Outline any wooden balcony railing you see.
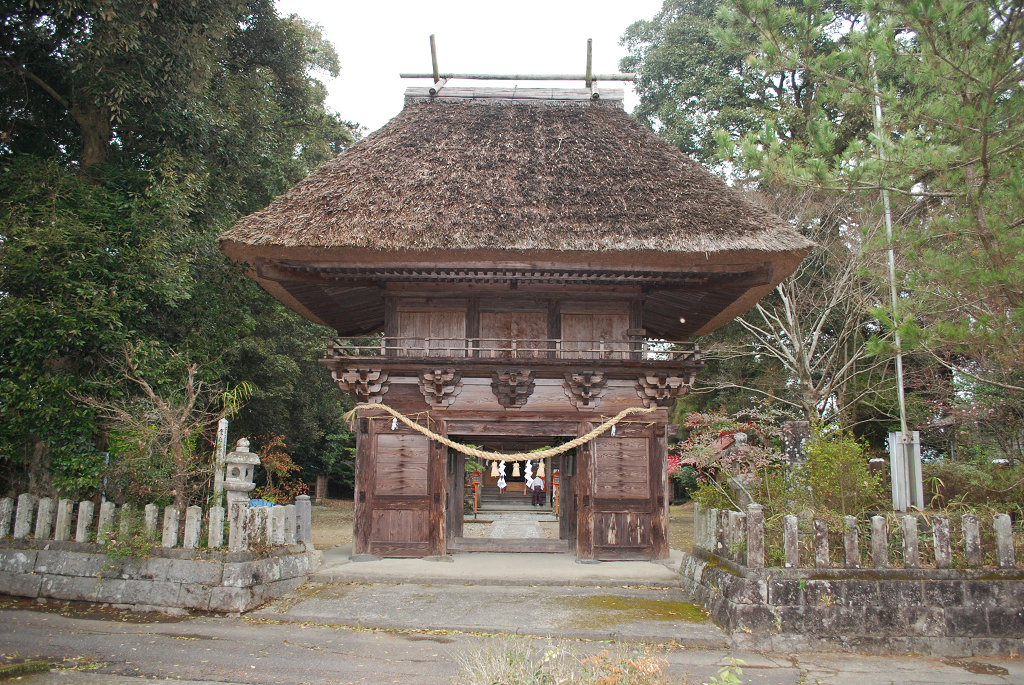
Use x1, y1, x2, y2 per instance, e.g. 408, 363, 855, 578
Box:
324, 337, 700, 363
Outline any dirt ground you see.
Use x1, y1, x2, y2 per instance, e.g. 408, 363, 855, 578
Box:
312, 498, 696, 551
310, 499, 354, 550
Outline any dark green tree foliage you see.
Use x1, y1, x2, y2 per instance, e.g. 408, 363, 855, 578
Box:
0, 0, 357, 497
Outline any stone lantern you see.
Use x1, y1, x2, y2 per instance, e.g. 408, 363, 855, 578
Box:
224, 438, 260, 511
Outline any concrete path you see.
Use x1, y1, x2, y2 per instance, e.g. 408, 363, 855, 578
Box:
3, 603, 1022, 684
313, 544, 685, 586
251, 582, 728, 646
486, 512, 550, 538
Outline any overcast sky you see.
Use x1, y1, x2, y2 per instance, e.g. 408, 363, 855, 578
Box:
275, 0, 665, 133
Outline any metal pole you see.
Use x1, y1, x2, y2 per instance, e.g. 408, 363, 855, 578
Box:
870, 41, 911, 510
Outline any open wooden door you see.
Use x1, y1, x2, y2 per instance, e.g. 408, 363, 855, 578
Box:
354, 415, 447, 558
575, 422, 668, 561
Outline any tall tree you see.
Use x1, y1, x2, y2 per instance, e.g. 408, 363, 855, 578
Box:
0, 0, 358, 497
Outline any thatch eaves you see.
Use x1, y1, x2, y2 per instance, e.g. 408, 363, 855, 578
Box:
221, 90, 810, 255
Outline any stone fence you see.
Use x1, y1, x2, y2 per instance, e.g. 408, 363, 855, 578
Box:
0, 493, 312, 551
0, 493, 320, 614
680, 503, 1024, 656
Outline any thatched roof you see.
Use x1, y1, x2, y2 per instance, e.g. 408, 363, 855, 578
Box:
221, 88, 809, 255
220, 88, 811, 338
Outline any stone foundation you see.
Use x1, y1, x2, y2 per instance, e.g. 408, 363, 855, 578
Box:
0, 540, 322, 613
680, 549, 1024, 656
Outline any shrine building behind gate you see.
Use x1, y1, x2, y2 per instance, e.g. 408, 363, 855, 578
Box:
221, 85, 812, 561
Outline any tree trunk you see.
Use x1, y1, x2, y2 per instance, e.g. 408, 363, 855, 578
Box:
69, 102, 111, 170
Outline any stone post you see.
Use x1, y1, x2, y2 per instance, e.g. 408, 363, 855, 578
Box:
0, 497, 13, 538
245, 506, 270, 548
119, 504, 132, 536
97, 502, 116, 542
901, 515, 919, 569
162, 506, 179, 548
783, 514, 799, 568
13, 494, 37, 539
871, 515, 888, 569
746, 503, 764, 569
208, 506, 225, 549
75, 501, 95, 543
271, 506, 286, 545
726, 511, 738, 561
144, 504, 159, 539
228, 502, 248, 552
813, 518, 830, 568
34, 497, 55, 540
295, 494, 312, 544
696, 501, 704, 548
54, 499, 74, 542
284, 504, 297, 545
962, 514, 982, 567
715, 509, 727, 557
183, 505, 202, 550
933, 515, 951, 569
844, 516, 860, 569
735, 512, 747, 565
994, 514, 1015, 569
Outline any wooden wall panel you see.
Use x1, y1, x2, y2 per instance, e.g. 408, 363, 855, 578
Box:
375, 434, 429, 495
593, 437, 649, 499
396, 311, 467, 357
480, 312, 547, 347
371, 509, 429, 542
594, 512, 652, 547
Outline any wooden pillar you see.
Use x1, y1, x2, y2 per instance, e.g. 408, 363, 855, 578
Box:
446, 449, 465, 541
428, 419, 448, 556
466, 298, 479, 357
559, 453, 576, 548
547, 299, 561, 358
575, 421, 594, 560
651, 421, 669, 560
384, 297, 398, 356
353, 415, 374, 555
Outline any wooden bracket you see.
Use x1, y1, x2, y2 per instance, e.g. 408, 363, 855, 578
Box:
332, 367, 390, 404
563, 371, 607, 411
635, 372, 695, 408
491, 368, 536, 409
418, 367, 463, 408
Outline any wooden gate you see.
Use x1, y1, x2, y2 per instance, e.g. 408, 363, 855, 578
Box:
576, 421, 668, 561
354, 415, 446, 558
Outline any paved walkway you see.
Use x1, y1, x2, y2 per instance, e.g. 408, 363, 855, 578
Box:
252, 582, 727, 646
485, 512, 553, 538
313, 545, 684, 586
3, 604, 1022, 684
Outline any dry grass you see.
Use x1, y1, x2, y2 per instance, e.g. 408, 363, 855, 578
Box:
669, 501, 695, 552
310, 499, 353, 550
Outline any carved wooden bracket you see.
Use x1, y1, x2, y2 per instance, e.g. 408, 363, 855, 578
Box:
635, 372, 695, 408
332, 367, 390, 404
418, 367, 463, 408
491, 369, 536, 409
563, 372, 607, 410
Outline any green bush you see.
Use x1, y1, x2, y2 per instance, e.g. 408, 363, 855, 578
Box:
803, 431, 881, 515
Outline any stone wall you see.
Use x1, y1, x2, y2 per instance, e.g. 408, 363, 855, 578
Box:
683, 503, 1024, 656
0, 540, 322, 614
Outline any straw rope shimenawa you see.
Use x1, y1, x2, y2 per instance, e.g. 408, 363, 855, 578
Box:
343, 403, 658, 462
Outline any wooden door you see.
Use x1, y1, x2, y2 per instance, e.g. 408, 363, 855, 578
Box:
479, 312, 547, 358
397, 310, 466, 357
561, 308, 629, 360
354, 416, 447, 558
576, 423, 668, 561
